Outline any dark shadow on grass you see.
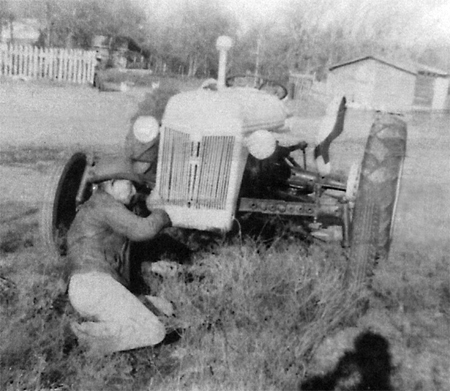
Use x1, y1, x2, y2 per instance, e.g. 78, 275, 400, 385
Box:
300, 331, 393, 391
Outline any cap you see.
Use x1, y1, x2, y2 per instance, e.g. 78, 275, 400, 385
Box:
89, 155, 143, 184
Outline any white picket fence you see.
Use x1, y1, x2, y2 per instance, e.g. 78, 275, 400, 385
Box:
0, 44, 97, 84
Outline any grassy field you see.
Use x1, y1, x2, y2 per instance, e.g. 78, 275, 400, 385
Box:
0, 80, 449, 390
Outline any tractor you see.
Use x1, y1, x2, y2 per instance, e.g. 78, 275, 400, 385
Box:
40, 36, 407, 288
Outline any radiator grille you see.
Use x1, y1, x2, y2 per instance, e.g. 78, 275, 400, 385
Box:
159, 128, 235, 210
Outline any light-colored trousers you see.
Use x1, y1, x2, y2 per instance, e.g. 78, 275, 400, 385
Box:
68, 271, 165, 354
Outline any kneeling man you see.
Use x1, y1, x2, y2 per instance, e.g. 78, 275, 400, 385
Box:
67, 163, 171, 354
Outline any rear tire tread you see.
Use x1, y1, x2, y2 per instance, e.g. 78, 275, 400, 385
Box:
349, 114, 407, 287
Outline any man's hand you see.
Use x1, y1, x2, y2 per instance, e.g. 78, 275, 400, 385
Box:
146, 191, 172, 227
146, 190, 165, 211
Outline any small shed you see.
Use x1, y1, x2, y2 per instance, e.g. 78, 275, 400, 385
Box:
0, 18, 41, 46
413, 63, 449, 110
327, 56, 417, 111
288, 72, 314, 100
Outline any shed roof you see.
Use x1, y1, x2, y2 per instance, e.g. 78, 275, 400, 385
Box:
329, 56, 417, 75
329, 55, 449, 78
416, 63, 448, 77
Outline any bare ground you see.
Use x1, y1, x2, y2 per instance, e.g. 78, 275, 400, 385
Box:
0, 80, 151, 208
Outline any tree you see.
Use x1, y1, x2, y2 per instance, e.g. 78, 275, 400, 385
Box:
16, 0, 148, 49
0, 0, 15, 44
4, 0, 448, 77
149, 0, 237, 77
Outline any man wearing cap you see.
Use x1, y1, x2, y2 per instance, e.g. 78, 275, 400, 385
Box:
67, 157, 172, 355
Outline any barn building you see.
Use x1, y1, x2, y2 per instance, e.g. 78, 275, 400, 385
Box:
327, 55, 449, 111
327, 56, 417, 111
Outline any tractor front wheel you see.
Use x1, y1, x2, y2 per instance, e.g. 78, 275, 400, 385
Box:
40, 152, 89, 259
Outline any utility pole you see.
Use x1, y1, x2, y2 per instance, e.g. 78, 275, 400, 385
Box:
255, 34, 261, 78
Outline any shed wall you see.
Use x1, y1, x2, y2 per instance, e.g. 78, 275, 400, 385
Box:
327, 61, 375, 108
328, 59, 415, 111
372, 62, 416, 111
432, 77, 449, 110
413, 75, 434, 108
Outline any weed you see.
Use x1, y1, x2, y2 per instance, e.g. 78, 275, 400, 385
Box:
371, 251, 450, 314
0, 225, 35, 254
0, 146, 64, 165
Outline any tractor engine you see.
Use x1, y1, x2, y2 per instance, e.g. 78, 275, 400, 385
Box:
148, 87, 288, 232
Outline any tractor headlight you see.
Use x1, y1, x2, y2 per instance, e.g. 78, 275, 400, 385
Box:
133, 116, 159, 144
245, 130, 276, 160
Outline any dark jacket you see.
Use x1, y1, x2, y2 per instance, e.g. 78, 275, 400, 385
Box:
67, 189, 170, 287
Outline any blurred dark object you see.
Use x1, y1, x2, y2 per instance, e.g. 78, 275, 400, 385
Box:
300, 331, 393, 391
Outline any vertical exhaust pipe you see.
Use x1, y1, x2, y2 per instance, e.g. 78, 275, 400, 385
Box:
216, 36, 233, 89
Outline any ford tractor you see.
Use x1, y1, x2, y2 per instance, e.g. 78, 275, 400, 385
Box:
40, 36, 407, 288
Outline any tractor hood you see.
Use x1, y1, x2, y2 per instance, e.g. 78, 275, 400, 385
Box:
162, 88, 287, 136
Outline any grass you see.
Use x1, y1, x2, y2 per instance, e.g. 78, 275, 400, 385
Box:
1, 95, 449, 389
0, 145, 64, 166
1, 207, 449, 390
0, 224, 359, 390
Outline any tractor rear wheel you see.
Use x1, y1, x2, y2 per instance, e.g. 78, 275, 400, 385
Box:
40, 152, 89, 259
347, 113, 407, 289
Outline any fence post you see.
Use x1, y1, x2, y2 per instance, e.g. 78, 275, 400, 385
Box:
24, 45, 28, 77
9, 44, 13, 76
74, 49, 80, 84
48, 47, 53, 81
37, 46, 42, 79
21, 45, 25, 76
79, 50, 84, 83
11, 44, 16, 75
18, 45, 22, 76
7, 44, 11, 76
15, 45, 19, 76
56, 48, 61, 81
19, 45, 23, 76
33, 46, 38, 79
23, 45, 28, 77
64, 49, 69, 81
44, 47, 49, 79
0, 43, 5, 76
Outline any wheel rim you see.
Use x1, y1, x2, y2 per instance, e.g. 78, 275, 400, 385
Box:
346, 162, 361, 219
389, 157, 405, 241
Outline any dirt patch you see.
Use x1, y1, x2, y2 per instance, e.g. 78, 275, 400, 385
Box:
0, 80, 150, 147
0, 81, 152, 218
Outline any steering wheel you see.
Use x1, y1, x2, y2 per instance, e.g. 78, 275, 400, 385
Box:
225, 74, 288, 100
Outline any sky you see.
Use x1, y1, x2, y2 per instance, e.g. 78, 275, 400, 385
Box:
140, 0, 450, 46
